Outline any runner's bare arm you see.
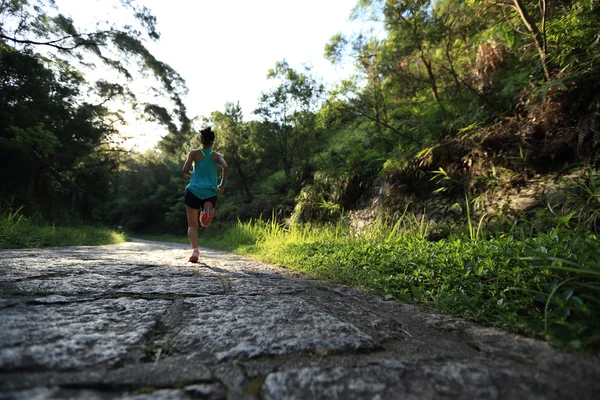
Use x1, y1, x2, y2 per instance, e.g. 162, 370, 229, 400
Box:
217, 156, 229, 180
211, 152, 229, 180
212, 152, 229, 194
182, 151, 195, 176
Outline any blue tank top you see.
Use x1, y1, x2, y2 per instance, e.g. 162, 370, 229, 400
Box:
185, 149, 218, 199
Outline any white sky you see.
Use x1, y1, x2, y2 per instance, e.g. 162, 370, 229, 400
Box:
54, 0, 372, 151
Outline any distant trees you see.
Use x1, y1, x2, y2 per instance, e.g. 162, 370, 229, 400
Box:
0, 0, 190, 221
254, 60, 326, 182
212, 103, 254, 201
2, 0, 598, 231
99, 151, 185, 233
0, 43, 113, 219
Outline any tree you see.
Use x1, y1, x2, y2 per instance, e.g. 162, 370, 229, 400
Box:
254, 60, 325, 182
382, 0, 449, 119
212, 103, 254, 201
431, 0, 497, 99
100, 151, 185, 233
325, 1, 449, 145
487, 0, 550, 80
0, 42, 121, 218
326, 30, 390, 131
0, 0, 191, 148
0, 0, 190, 220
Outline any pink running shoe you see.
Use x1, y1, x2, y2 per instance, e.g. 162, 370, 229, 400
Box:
199, 201, 214, 227
188, 248, 199, 263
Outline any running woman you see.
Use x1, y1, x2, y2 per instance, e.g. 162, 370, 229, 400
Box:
182, 126, 229, 263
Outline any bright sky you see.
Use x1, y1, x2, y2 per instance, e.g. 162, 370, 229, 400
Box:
55, 0, 371, 151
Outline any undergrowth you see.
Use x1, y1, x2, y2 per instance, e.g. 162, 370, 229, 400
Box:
128, 171, 600, 351
0, 205, 127, 248
200, 213, 599, 352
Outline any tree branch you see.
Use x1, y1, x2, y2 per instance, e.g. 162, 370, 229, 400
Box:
540, 0, 547, 54
327, 99, 421, 146
0, 31, 112, 51
438, 64, 496, 109
500, 6, 529, 36
512, 0, 551, 80
488, 1, 518, 9
1, 34, 91, 50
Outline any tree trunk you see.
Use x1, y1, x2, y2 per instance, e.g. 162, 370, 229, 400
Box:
368, 61, 386, 132
445, 41, 462, 92
512, 0, 551, 81
421, 55, 445, 121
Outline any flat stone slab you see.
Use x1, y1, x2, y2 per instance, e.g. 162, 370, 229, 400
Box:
0, 357, 213, 393
174, 296, 378, 361
0, 259, 70, 283
2, 273, 141, 296
117, 276, 225, 297
0, 298, 170, 371
4, 383, 226, 400
129, 266, 198, 278
101, 357, 213, 387
228, 277, 305, 295
0, 259, 144, 284
261, 359, 586, 400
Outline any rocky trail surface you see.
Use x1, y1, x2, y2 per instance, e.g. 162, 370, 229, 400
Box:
1, 240, 599, 399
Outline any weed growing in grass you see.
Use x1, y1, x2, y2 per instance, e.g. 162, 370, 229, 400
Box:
552, 168, 600, 233
0, 205, 31, 248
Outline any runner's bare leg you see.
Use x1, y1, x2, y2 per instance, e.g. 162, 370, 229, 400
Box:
186, 205, 199, 249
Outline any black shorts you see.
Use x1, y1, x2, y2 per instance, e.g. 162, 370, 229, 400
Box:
184, 190, 218, 210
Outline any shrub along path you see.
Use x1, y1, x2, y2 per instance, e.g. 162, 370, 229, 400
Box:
1, 240, 599, 399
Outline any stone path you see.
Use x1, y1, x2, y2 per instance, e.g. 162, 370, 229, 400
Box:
1, 240, 599, 399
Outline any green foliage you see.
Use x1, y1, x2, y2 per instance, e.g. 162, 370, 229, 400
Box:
26, 0, 593, 236
292, 172, 346, 224
201, 214, 600, 351
4, 124, 60, 157
324, 33, 348, 65
0, 0, 191, 223
99, 152, 185, 234
545, 0, 600, 75
550, 169, 600, 233
254, 60, 326, 182
0, 43, 119, 220
248, 170, 296, 217
0, 0, 190, 147
0, 204, 125, 249
212, 102, 257, 203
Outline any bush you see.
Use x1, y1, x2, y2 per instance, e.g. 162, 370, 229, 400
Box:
199, 215, 600, 351
0, 204, 126, 249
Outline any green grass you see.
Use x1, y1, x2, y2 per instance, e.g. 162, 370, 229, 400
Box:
166, 216, 599, 352
0, 206, 126, 248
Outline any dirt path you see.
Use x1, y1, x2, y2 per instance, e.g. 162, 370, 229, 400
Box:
1, 240, 599, 399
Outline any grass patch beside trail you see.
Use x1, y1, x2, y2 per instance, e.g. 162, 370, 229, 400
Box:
166, 217, 599, 352
133, 221, 265, 252
0, 206, 126, 248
